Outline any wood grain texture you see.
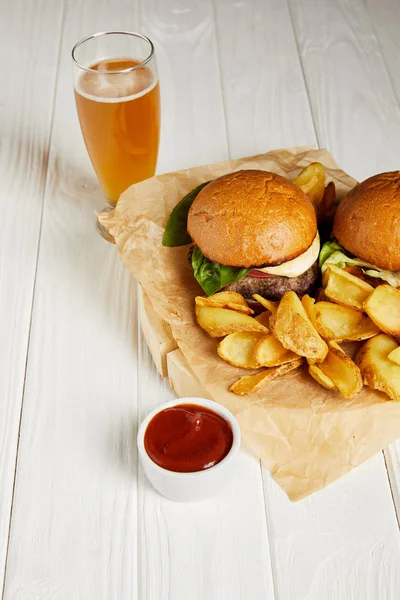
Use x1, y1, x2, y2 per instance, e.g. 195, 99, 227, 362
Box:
216, 0, 400, 597
288, 0, 400, 182
3, 1, 141, 598
263, 455, 400, 600
214, 0, 316, 158
143, 0, 229, 174
366, 0, 400, 104
0, 0, 64, 593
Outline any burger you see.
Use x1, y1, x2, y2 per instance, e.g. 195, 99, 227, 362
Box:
319, 171, 400, 287
183, 169, 320, 304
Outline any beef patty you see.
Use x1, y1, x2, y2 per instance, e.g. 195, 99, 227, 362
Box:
224, 261, 319, 302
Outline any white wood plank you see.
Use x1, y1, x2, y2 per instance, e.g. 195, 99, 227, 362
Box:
0, 0, 64, 593
147, 0, 229, 174
137, 1, 275, 598
366, 0, 400, 103
216, 0, 400, 597
3, 1, 141, 598
263, 455, 400, 600
288, 0, 400, 182
214, 0, 316, 158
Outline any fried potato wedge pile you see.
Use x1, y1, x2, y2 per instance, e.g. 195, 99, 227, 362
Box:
195, 291, 303, 394
319, 262, 400, 401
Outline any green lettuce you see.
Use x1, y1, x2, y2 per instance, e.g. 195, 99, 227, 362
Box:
191, 246, 250, 296
318, 240, 344, 268
319, 241, 400, 287
162, 181, 211, 246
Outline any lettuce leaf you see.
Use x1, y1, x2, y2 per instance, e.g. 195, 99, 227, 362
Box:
162, 181, 211, 247
319, 241, 400, 287
364, 269, 400, 287
191, 246, 250, 296
318, 240, 344, 267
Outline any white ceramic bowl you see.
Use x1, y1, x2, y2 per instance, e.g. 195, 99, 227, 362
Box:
137, 397, 241, 502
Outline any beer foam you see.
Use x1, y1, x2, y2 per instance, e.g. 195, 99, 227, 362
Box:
75, 67, 158, 103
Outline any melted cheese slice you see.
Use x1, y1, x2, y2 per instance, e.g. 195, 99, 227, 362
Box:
256, 232, 320, 278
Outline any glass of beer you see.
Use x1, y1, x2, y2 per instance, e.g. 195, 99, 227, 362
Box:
72, 31, 160, 240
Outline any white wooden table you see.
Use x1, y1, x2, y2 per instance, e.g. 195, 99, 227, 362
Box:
2, 0, 400, 598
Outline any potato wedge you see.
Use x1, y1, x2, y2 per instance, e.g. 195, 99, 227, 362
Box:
308, 363, 336, 390
195, 291, 254, 315
254, 311, 271, 329
229, 358, 303, 395
293, 162, 326, 209
312, 301, 379, 342
355, 334, 400, 401
252, 294, 279, 314
195, 305, 269, 338
270, 291, 328, 362
323, 265, 373, 310
301, 294, 318, 327
254, 334, 299, 367
317, 342, 363, 398
318, 181, 336, 223
217, 332, 262, 369
363, 285, 400, 340
388, 346, 400, 367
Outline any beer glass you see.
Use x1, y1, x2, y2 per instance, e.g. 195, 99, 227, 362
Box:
72, 31, 160, 240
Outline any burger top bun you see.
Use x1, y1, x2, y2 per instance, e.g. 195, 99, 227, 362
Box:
187, 169, 317, 268
333, 171, 400, 272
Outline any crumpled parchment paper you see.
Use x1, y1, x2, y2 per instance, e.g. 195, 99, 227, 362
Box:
99, 147, 400, 500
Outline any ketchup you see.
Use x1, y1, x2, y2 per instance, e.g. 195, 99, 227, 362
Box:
144, 404, 233, 472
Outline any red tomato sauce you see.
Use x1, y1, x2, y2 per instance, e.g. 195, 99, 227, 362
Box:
144, 404, 233, 472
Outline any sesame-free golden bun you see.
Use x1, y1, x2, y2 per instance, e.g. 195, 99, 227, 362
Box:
187, 170, 317, 268
333, 171, 400, 271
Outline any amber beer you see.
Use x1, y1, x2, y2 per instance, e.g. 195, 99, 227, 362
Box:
74, 58, 160, 205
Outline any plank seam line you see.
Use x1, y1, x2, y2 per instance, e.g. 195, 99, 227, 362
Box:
0, 2, 67, 597
136, 284, 142, 600
260, 463, 278, 600
285, 0, 320, 149
383, 449, 400, 531
210, 0, 231, 159
137, 0, 143, 595
364, 1, 400, 110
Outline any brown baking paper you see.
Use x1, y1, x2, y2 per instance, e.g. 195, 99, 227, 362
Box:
100, 147, 400, 501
